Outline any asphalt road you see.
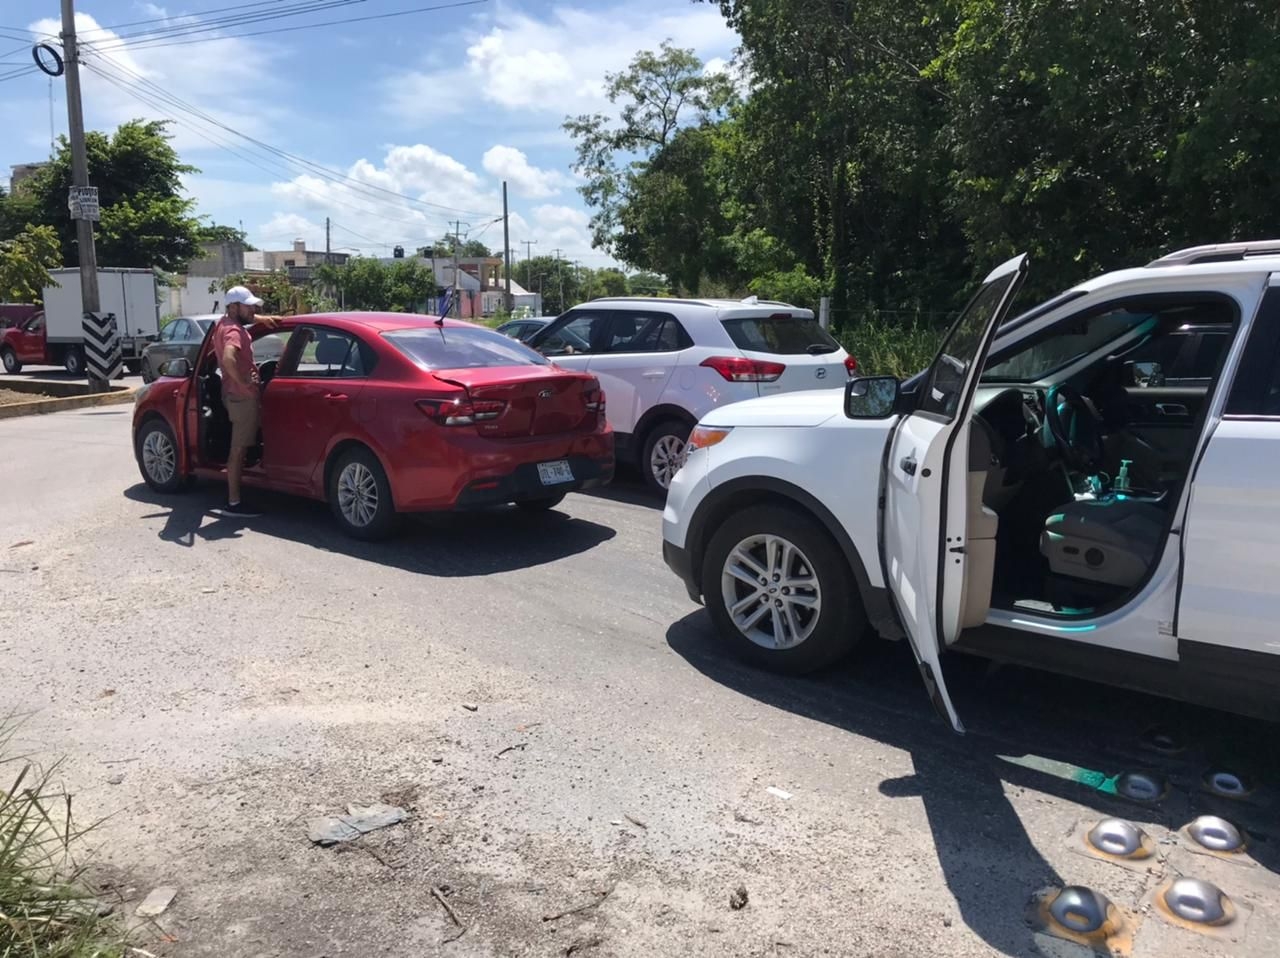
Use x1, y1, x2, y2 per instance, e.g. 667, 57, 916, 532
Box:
2, 407, 1278, 958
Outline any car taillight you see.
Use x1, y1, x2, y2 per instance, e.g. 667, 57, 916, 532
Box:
585, 388, 606, 413
700, 356, 786, 383
844, 354, 858, 375
416, 398, 506, 426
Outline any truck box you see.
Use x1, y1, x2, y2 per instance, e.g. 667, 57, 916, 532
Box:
43, 268, 161, 357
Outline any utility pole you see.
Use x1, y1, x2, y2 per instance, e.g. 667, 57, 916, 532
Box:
521, 239, 537, 295
449, 219, 470, 318
501, 182, 513, 313
551, 248, 564, 314
60, 0, 106, 392
325, 216, 331, 263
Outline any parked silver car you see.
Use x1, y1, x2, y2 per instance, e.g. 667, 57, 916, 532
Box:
142, 314, 286, 382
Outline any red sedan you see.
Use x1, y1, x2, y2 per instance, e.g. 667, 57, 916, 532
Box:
131, 313, 614, 538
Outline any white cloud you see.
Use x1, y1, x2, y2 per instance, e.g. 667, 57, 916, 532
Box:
481, 145, 570, 198
386, 2, 737, 123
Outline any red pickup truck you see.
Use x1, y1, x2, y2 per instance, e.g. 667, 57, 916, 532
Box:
0, 310, 101, 375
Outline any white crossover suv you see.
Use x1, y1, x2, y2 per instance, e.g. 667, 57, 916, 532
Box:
663, 241, 1280, 731
527, 297, 856, 490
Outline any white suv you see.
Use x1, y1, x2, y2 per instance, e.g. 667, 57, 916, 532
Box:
527, 297, 856, 490
663, 241, 1280, 731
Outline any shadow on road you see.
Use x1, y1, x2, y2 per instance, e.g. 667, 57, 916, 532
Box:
123, 482, 617, 576
666, 611, 1280, 957
579, 469, 664, 510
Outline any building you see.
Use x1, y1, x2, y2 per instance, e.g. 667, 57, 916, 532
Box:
9, 162, 48, 193
481, 278, 542, 318
244, 240, 350, 282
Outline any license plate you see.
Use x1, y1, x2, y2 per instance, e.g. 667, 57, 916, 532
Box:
537, 460, 574, 485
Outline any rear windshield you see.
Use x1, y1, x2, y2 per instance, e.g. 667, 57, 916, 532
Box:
721, 314, 840, 355
385, 325, 551, 369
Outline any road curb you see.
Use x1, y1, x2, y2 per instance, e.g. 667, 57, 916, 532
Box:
0, 387, 136, 420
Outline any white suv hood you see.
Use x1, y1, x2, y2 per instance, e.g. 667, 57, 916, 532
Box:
702, 388, 845, 428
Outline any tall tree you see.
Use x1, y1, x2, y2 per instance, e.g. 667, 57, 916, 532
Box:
565, 41, 736, 270
0, 225, 61, 302
18, 119, 204, 273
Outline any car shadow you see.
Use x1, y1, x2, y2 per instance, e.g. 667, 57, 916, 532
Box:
123, 482, 617, 575
579, 469, 664, 510
666, 611, 1280, 957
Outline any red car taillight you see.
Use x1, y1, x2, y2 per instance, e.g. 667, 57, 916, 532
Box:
585, 388, 606, 413
844, 354, 858, 375
700, 356, 786, 383
416, 398, 506, 426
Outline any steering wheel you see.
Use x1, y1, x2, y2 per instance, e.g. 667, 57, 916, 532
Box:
1044, 384, 1106, 471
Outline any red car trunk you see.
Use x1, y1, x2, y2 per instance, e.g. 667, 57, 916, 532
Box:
433, 366, 600, 439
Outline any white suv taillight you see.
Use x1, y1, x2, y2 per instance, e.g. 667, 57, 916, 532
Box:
700, 356, 786, 383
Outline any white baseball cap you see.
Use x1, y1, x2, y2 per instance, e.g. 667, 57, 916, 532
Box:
224, 285, 264, 307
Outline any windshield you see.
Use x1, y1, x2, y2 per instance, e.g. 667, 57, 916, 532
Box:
385, 325, 551, 370
982, 309, 1154, 382
721, 314, 839, 355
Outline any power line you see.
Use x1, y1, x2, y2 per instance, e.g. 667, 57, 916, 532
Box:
90, 0, 489, 54
68, 0, 326, 35
90, 0, 360, 50
81, 44, 502, 219
0, 65, 37, 83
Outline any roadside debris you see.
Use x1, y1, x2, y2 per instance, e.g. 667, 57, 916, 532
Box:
733, 810, 762, 825
9, 540, 33, 549
135, 886, 177, 918
106, 772, 124, 786
461, 702, 479, 712
431, 885, 468, 943
730, 885, 749, 911
496, 742, 528, 757
307, 802, 408, 845
766, 787, 793, 801
624, 814, 648, 830
565, 935, 604, 955
543, 881, 618, 923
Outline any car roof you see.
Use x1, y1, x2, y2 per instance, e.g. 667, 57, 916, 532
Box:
277, 311, 490, 333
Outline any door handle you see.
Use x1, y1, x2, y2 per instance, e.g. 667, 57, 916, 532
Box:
900, 455, 918, 476
324, 392, 348, 402
1156, 402, 1188, 417
642, 370, 666, 379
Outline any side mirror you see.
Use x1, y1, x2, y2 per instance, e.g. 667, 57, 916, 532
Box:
159, 358, 191, 378
1129, 360, 1164, 388
845, 375, 900, 419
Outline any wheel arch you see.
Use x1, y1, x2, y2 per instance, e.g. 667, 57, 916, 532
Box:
686, 476, 904, 640
322, 438, 396, 506
634, 404, 697, 453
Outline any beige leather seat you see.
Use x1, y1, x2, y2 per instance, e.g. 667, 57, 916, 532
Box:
1040, 499, 1165, 587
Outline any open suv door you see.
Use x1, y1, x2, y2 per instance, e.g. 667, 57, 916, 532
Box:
881, 255, 1028, 733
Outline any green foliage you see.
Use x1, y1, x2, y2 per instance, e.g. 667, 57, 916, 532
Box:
421, 236, 492, 258
212, 269, 329, 314
519, 255, 584, 315
836, 313, 945, 380
0, 719, 128, 957
196, 223, 255, 251
312, 258, 437, 312
5, 120, 204, 273
0, 225, 62, 303
626, 271, 670, 296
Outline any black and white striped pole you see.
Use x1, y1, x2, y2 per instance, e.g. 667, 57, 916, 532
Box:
59, 0, 109, 392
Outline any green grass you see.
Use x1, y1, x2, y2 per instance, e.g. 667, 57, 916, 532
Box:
1, 721, 126, 958
835, 314, 945, 380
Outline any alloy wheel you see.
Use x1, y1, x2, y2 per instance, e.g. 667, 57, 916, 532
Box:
649, 434, 687, 490
141, 429, 176, 485
720, 533, 822, 649
337, 461, 379, 528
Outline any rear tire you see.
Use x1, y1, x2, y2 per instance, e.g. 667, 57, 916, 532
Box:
516, 493, 567, 512
64, 347, 84, 377
134, 418, 186, 493
641, 419, 692, 493
1, 347, 20, 374
328, 446, 397, 541
701, 503, 865, 675
141, 357, 155, 383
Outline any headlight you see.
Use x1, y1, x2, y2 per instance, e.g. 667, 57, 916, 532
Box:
687, 425, 732, 453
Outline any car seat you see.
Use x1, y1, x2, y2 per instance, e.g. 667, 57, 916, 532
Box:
1040, 498, 1165, 588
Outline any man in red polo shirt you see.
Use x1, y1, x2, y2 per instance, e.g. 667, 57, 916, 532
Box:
212, 286, 271, 517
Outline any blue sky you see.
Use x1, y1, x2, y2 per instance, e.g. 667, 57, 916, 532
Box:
0, 1, 739, 268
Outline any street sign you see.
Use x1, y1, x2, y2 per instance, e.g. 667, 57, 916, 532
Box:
68, 186, 100, 221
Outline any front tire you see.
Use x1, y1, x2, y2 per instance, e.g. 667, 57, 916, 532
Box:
141, 357, 155, 383
328, 446, 396, 540
641, 419, 691, 493
1, 347, 20, 374
134, 418, 186, 493
701, 504, 865, 674
64, 347, 84, 376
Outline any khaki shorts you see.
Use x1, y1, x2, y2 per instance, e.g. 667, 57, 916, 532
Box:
224, 395, 261, 451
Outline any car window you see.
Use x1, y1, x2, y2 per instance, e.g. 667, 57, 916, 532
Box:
279, 327, 372, 378
1184, 331, 1230, 380
27, 315, 44, 334
385, 325, 551, 369
721, 313, 838, 355
535, 312, 607, 356
604, 313, 688, 353
177, 319, 197, 341
983, 308, 1144, 382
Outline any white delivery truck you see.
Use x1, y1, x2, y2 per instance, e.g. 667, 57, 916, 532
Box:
41, 267, 161, 375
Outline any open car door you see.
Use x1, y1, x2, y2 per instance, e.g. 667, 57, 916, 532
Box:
881, 255, 1028, 733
